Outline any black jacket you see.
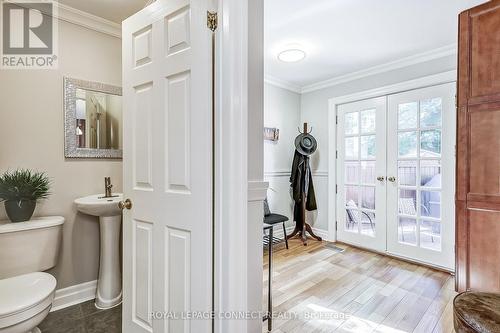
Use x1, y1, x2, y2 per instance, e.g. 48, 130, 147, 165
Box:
290, 150, 317, 226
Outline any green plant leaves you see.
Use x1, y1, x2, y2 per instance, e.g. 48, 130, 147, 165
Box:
0, 169, 51, 202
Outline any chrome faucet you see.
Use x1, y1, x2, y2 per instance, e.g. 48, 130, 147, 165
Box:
104, 177, 113, 198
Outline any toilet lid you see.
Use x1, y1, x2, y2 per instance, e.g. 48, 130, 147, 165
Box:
0, 272, 56, 318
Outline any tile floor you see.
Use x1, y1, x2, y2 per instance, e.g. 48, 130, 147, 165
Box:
39, 300, 121, 333
263, 239, 457, 332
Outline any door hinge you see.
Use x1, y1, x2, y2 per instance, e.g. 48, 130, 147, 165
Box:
207, 11, 218, 32
335, 185, 338, 193
335, 221, 338, 231
336, 115, 338, 124
336, 150, 338, 159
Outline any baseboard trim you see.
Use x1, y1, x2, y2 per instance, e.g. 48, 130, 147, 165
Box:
312, 227, 330, 241
336, 240, 454, 273
51, 280, 97, 312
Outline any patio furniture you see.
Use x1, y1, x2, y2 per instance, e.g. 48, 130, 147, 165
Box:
398, 198, 432, 242
453, 291, 500, 332
345, 200, 374, 231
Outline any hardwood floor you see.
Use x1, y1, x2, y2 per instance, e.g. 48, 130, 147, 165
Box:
263, 239, 457, 333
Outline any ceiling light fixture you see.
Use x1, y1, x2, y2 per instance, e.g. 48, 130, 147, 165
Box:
278, 48, 306, 63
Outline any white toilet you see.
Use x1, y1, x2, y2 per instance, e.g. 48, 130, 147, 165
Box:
0, 216, 65, 333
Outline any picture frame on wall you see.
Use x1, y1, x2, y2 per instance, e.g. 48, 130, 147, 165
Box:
264, 127, 279, 141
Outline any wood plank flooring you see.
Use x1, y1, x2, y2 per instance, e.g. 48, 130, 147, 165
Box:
263, 239, 457, 333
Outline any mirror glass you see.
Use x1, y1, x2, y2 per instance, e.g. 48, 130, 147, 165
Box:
74, 88, 122, 150
64, 77, 122, 159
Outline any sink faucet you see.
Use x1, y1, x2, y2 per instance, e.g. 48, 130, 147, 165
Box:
104, 177, 113, 198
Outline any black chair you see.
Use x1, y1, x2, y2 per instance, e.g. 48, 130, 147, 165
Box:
263, 198, 289, 249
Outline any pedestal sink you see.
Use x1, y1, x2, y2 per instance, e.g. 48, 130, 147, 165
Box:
75, 194, 123, 309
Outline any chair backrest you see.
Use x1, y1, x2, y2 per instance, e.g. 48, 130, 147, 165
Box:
263, 197, 271, 216
399, 198, 416, 215
346, 200, 361, 223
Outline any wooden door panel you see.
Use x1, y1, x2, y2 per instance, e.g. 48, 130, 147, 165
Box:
468, 209, 500, 292
469, 103, 500, 197
470, 2, 500, 102
456, 0, 500, 292
455, 200, 468, 291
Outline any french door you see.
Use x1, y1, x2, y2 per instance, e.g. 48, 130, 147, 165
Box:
337, 97, 387, 252
337, 83, 456, 270
386, 83, 456, 270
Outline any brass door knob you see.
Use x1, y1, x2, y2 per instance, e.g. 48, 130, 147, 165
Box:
119, 199, 133, 210
387, 176, 396, 183
377, 176, 385, 182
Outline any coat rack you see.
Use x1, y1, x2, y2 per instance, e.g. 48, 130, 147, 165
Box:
287, 122, 322, 246
298, 122, 313, 134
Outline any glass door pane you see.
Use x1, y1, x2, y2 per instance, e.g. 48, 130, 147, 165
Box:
387, 83, 456, 270
337, 97, 387, 253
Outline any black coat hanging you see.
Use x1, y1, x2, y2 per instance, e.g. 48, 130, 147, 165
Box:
287, 123, 322, 246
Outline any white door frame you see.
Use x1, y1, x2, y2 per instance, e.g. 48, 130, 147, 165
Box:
215, 1, 267, 333
327, 70, 456, 245
120, 1, 265, 332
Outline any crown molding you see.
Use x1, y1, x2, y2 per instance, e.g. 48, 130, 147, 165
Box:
328, 70, 456, 107
17, 2, 121, 38
57, 3, 121, 38
265, 44, 458, 95
264, 75, 301, 94
301, 44, 457, 94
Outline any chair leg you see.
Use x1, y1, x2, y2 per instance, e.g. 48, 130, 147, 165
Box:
282, 222, 289, 249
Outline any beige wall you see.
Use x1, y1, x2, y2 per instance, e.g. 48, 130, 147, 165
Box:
0, 20, 122, 288
264, 83, 301, 228
300, 56, 457, 231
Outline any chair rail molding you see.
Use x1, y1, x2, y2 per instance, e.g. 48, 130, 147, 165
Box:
327, 70, 457, 242
264, 170, 328, 178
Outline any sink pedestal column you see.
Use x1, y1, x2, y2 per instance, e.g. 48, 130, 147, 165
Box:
95, 215, 122, 309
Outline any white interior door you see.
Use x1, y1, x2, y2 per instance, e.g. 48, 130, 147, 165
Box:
122, 1, 214, 332
337, 97, 387, 252
386, 83, 456, 270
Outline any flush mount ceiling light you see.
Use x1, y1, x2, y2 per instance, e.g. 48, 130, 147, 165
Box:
278, 48, 306, 63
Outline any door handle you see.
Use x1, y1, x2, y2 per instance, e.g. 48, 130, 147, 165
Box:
119, 199, 133, 210
387, 176, 396, 183
377, 176, 385, 182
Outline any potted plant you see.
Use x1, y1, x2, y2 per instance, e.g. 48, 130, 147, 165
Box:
0, 169, 51, 222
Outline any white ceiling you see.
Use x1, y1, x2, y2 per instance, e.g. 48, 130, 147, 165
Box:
59, 0, 149, 24
265, 0, 487, 88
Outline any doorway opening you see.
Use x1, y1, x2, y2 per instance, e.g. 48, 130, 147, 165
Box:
261, 1, 483, 332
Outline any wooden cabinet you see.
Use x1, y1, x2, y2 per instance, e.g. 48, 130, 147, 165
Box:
456, 0, 500, 292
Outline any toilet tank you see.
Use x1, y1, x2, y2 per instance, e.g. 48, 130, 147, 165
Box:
0, 216, 64, 279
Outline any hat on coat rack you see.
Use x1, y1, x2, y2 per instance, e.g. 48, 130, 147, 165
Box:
295, 123, 317, 156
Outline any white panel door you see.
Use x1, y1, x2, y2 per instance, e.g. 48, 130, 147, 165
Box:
122, 1, 213, 332
387, 83, 456, 270
337, 97, 387, 252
